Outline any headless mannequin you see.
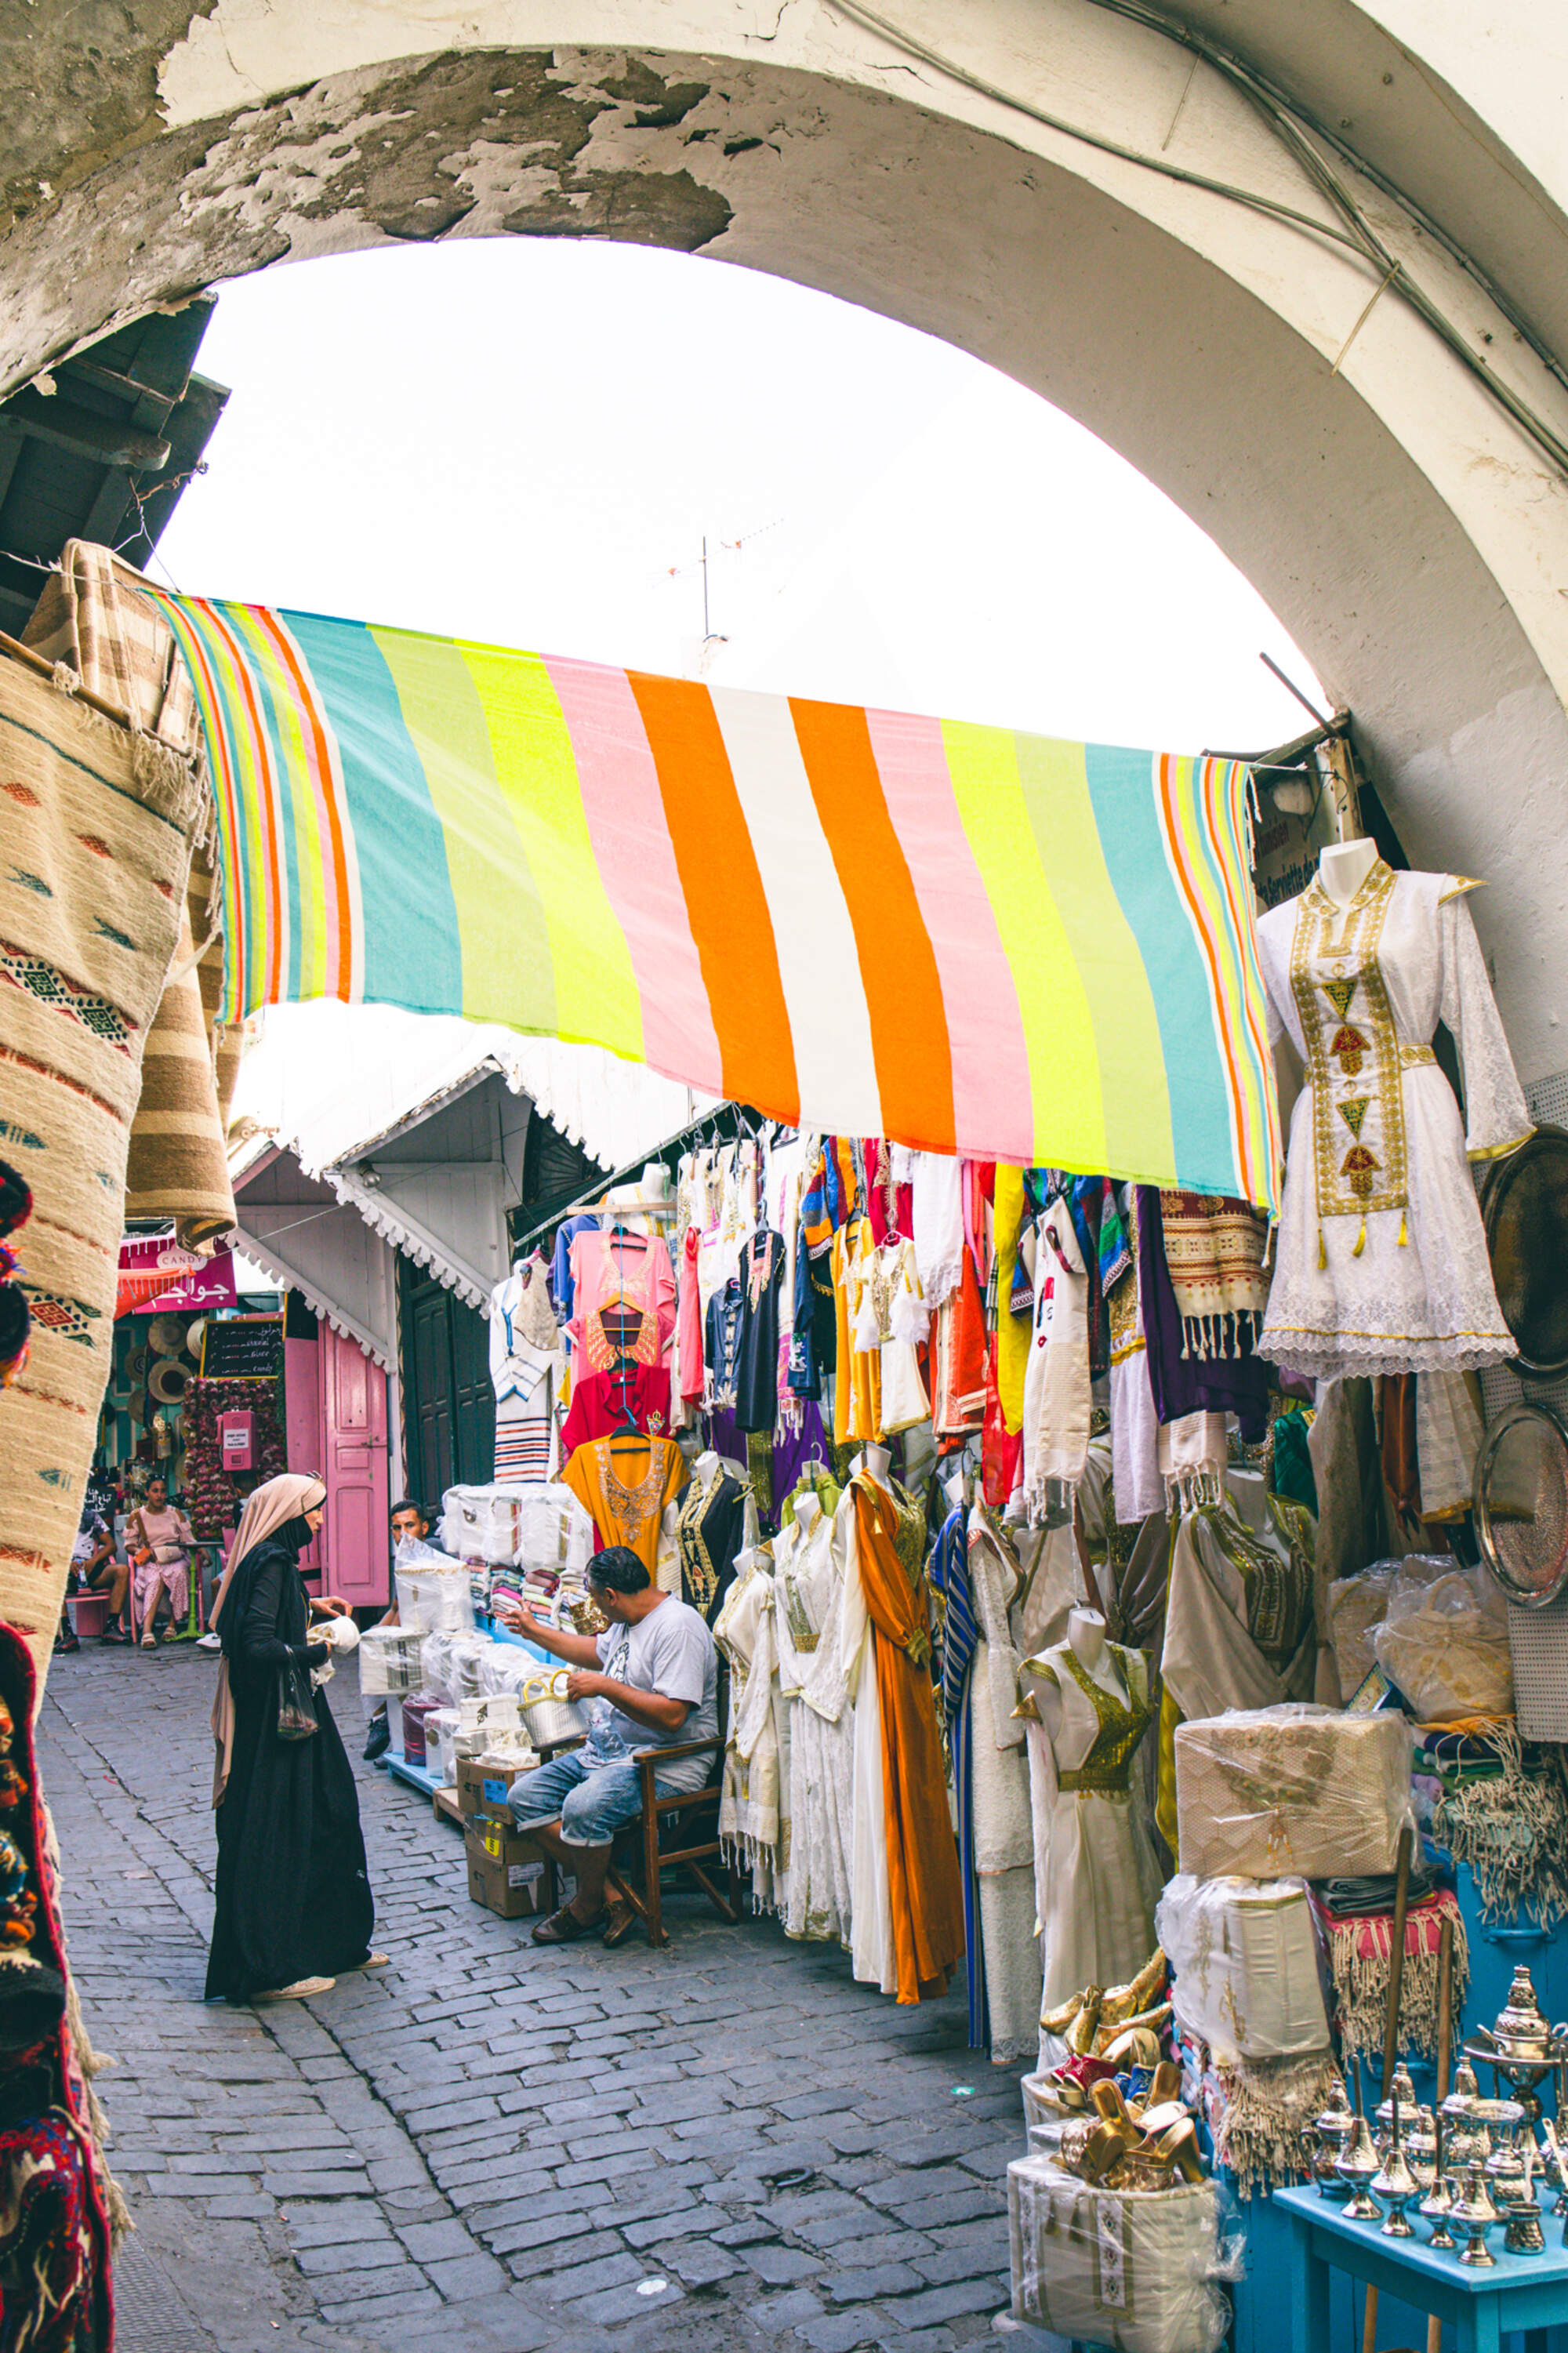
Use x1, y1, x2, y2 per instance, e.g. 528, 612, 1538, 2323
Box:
1317, 836, 1378, 910
1226, 1466, 1269, 1537
1032, 1606, 1113, 1744
852, 1443, 891, 1491
793, 1491, 822, 1537
693, 1447, 721, 1487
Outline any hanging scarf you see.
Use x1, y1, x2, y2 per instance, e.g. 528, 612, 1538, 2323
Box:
209, 1472, 326, 1807
1156, 1189, 1271, 1360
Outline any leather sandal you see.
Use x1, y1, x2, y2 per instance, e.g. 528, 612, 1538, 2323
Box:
532, 1905, 608, 1945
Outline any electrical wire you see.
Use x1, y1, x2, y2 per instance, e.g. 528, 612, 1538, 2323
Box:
823, 0, 1568, 478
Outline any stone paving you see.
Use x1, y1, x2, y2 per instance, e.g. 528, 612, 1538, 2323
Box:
43, 1642, 1062, 2353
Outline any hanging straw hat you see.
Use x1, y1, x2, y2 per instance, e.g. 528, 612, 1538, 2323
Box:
148, 1314, 187, 1357
148, 1357, 190, 1407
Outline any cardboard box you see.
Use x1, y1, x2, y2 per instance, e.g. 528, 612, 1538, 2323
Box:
457, 1754, 531, 1832
464, 1824, 553, 1919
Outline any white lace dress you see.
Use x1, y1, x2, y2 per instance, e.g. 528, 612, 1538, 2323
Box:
1258, 864, 1531, 1378
776, 1510, 856, 1948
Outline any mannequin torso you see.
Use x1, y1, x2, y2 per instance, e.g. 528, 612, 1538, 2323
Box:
1316, 836, 1379, 910
793, 1491, 822, 1536
1033, 1606, 1117, 1740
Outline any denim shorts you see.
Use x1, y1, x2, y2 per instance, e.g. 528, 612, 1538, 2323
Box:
508, 1745, 710, 1848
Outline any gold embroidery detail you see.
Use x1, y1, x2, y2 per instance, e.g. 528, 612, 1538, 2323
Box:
1399, 1044, 1437, 1069
1050, 1645, 1152, 1796
1290, 861, 1408, 1222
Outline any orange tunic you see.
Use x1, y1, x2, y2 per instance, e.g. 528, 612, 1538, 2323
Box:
562, 1434, 686, 1575
852, 1480, 965, 2003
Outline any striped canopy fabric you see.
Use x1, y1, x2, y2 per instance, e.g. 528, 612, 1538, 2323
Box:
138, 590, 1281, 1210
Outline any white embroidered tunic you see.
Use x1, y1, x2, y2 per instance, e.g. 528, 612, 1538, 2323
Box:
1257, 863, 1531, 1378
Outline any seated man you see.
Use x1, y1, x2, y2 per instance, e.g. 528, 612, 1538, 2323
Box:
496, 1545, 717, 1946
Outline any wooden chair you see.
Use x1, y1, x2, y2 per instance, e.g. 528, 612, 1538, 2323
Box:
602, 1719, 742, 1949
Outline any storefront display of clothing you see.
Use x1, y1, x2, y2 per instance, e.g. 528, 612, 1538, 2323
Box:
558, 1364, 672, 1454
960, 1509, 1043, 2065
1107, 1247, 1162, 1525
676, 1454, 758, 1625
1256, 861, 1532, 1377
775, 1501, 855, 1948
705, 1277, 744, 1413
561, 1432, 686, 1575
1018, 1629, 1162, 2015
840, 1470, 964, 2006
567, 1228, 676, 1377
488, 1262, 564, 1485
713, 1552, 790, 1913
851, 1236, 931, 1437
1156, 1488, 1317, 1853
832, 1218, 881, 1447
735, 1228, 786, 1432
1021, 1196, 1091, 1517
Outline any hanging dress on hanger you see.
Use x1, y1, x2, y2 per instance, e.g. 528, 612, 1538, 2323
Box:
488, 1262, 564, 1484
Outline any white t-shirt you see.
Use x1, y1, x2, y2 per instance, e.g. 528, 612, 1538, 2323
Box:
593, 1595, 717, 1756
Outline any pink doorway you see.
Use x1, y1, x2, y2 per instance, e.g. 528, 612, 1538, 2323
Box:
320, 1331, 391, 1608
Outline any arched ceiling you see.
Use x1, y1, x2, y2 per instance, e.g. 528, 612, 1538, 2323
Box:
5, 2, 1568, 1068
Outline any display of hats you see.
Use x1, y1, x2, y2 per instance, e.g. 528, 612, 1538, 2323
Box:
147, 1315, 187, 1358
147, 1357, 190, 1407
127, 1346, 148, 1380
186, 1319, 207, 1360
127, 1387, 147, 1425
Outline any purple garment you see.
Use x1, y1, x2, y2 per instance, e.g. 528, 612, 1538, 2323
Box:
1134, 1187, 1270, 1443
704, 1400, 833, 1531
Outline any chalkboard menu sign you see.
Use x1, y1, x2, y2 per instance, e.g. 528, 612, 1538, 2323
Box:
199, 1314, 284, 1382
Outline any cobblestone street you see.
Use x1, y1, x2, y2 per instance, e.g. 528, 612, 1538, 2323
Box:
43, 1643, 1054, 2353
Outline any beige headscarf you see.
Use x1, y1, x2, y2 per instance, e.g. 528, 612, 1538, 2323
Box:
209, 1472, 327, 1806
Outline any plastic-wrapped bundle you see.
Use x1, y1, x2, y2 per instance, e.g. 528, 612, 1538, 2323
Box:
358, 1624, 426, 1697
1156, 1875, 1330, 2062
426, 1708, 461, 1788
477, 1647, 539, 1702
395, 1559, 476, 1633
440, 1485, 524, 1566
1372, 1563, 1513, 1723
419, 1630, 491, 1704
459, 1694, 524, 1737
1008, 2156, 1233, 2353
1174, 1705, 1412, 1881
514, 1482, 595, 1574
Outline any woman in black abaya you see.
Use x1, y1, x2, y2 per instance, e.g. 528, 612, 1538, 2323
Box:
204, 1472, 379, 2003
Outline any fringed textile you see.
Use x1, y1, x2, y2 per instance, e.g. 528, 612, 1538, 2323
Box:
1157, 1190, 1272, 1361
1434, 1722, 1568, 1929
1307, 1886, 1469, 2063
1213, 2050, 1341, 2199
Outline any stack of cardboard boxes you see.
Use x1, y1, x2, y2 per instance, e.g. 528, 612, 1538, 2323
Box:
457, 1756, 558, 1920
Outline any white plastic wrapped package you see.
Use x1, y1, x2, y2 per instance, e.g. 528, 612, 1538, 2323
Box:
1325, 1557, 1452, 1698
514, 1482, 594, 1574
1008, 2156, 1232, 2353
1372, 1563, 1513, 1723
426, 1708, 461, 1789
358, 1624, 426, 1698
1174, 1705, 1411, 1880
440, 1485, 524, 1567
395, 1559, 476, 1633
1156, 1875, 1330, 2061
477, 1647, 540, 1703
418, 1631, 491, 1705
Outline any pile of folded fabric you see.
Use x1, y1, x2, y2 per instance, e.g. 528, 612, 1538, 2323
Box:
1306, 1866, 1468, 2064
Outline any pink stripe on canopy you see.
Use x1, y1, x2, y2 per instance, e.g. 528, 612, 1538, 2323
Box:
545, 655, 723, 1094
866, 706, 1034, 1163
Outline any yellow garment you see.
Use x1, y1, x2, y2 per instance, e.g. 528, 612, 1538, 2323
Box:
561, 1434, 687, 1575
832, 1218, 880, 1446
994, 1165, 1029, 1436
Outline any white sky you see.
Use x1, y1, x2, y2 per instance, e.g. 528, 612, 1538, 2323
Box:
154, 236, 1326, 1142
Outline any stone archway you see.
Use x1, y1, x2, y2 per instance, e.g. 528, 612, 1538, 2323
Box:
5, 2, 1568, 1067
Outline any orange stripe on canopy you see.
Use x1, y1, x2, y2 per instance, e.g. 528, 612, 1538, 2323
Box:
790, 697, 955, 1154
628, 672, 799, 1120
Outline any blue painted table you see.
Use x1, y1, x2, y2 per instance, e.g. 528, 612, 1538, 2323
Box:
1273, 2184, 1568, 2353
